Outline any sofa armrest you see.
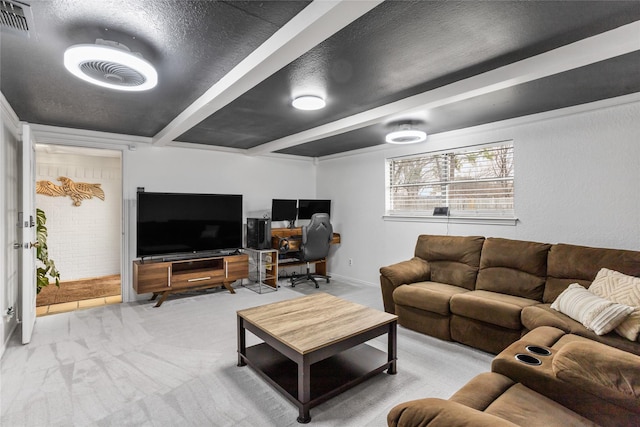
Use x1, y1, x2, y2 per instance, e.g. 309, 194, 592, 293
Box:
553, 341, 640, 413
387, 398, 518, 427
380, 257, 431, 286
380, 257, 431, 313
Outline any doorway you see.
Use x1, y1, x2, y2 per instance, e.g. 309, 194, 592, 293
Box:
33, 144, 123, 316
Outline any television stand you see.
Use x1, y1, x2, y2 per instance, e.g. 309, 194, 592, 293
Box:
133, 253, 249, 307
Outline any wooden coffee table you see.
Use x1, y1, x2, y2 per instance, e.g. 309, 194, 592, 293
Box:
237, 293, 398, 423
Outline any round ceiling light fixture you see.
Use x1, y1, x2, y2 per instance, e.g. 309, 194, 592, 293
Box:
385, 124, 428, 144
64, 39, 158, 91
292, 95, 326, 111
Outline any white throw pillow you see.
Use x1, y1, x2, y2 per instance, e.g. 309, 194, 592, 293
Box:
589, 268, 640, 341
551, 283, 634, 335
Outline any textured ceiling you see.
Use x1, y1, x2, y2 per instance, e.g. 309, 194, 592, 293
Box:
1, 0, 639, 158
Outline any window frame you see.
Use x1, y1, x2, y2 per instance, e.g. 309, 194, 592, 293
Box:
384, 141, 517, 225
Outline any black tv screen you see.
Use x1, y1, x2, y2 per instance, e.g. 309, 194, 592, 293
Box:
136, 192, 243, 257
297, 199, 331, 220
271, 199, 297, 221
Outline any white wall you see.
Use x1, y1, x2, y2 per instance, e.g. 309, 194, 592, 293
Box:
318, 98, 640, 286
35, 152, 122, 281
123, 145, 317, 300
125, 146, 316, 215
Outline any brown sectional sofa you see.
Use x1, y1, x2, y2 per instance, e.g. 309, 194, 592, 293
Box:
388, 326, 640, 427
380, 235, 640, 355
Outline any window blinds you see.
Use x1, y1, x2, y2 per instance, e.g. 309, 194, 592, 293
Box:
387, 144, 514, 217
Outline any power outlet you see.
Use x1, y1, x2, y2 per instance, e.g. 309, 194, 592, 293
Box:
348, 258, 353, 266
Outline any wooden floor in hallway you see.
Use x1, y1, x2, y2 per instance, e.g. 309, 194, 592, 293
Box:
36, 274, 121, 316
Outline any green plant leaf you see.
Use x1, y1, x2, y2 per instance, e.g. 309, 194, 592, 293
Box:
35, 208, 61, 292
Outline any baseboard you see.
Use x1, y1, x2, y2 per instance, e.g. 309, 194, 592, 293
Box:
1, 321, 18, 359
328, 272, 377, 288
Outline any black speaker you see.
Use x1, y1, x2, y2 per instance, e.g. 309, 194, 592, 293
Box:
246, 218, 271, 249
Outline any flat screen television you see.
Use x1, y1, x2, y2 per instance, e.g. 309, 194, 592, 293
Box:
297, 199, 331, 219
136, 192, 243, 258
271, 199, 297, 222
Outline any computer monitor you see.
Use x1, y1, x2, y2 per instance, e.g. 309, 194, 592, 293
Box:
297, 199, 331, 220
271, 199, 298, 222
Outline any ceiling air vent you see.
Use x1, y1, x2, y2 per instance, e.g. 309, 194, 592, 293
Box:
0, 0, 31, 36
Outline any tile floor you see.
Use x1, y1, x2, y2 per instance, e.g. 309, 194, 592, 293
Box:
2, 280, 493, 426
35, 295, 122, 316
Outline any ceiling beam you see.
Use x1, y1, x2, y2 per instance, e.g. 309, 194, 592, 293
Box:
248, 20, 640, 155
152, 0, 383, 146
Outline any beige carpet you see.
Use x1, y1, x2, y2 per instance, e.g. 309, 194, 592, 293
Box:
36, 274, 121, 306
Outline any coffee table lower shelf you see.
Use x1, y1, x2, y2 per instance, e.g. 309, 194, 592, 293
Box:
239, 342, 392, 422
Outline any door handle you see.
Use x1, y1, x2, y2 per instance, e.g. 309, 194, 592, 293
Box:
13, 243, 22, 249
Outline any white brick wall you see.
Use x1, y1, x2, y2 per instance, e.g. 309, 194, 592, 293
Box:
36, 151, 121, 281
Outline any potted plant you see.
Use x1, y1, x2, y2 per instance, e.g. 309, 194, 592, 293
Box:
36, 208, 60, 293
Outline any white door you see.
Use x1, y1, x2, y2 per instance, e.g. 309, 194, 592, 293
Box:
19, 123, 37, 344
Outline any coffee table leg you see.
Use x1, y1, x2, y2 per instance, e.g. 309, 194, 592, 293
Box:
297, 358, 311, 423
388, 320, 397, 375
237, 316, 246, 367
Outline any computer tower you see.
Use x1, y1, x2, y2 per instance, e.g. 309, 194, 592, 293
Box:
246, 218, 271, 249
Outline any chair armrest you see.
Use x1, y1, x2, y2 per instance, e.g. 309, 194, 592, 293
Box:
387, 398, 518, 427
553, 341, 640, 413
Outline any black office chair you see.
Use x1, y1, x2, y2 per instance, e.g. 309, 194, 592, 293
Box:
291, 213, 333, 288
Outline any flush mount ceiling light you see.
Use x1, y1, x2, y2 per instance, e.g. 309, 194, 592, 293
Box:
385, 124, 428, 144
64, 39, 157, 91
292, 95, 326, 110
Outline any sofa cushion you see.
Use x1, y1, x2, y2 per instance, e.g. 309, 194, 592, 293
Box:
414, 235, 485, 290
388, 372, 597, 427
476, 238, 550, 301
544, 243, 640, 303
450, 290, 538, 330
393, 281, 469, 316
451, 372, 598, 427
450, 372, 515, 410
521, 304, 573, 333
484, 383, 598, 427
550, 283, 633, 335
589, 268, 640, 341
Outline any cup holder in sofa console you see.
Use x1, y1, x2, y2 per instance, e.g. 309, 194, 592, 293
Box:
515, 353, 542, 366
525, 345, 552, 356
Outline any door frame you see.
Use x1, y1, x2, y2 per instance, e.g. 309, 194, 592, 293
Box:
20, 123, 37, 343
34, 142, 128, 304
19, 124, 152, 314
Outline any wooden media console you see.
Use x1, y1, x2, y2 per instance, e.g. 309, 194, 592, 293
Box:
133, 254, 249, 307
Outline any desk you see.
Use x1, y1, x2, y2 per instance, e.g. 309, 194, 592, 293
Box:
271, 227, 341, 276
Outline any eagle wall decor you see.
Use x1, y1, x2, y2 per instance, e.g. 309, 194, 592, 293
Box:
36, 176, 105, 206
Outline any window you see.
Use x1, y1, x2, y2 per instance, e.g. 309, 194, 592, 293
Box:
386, 142, 514, 219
